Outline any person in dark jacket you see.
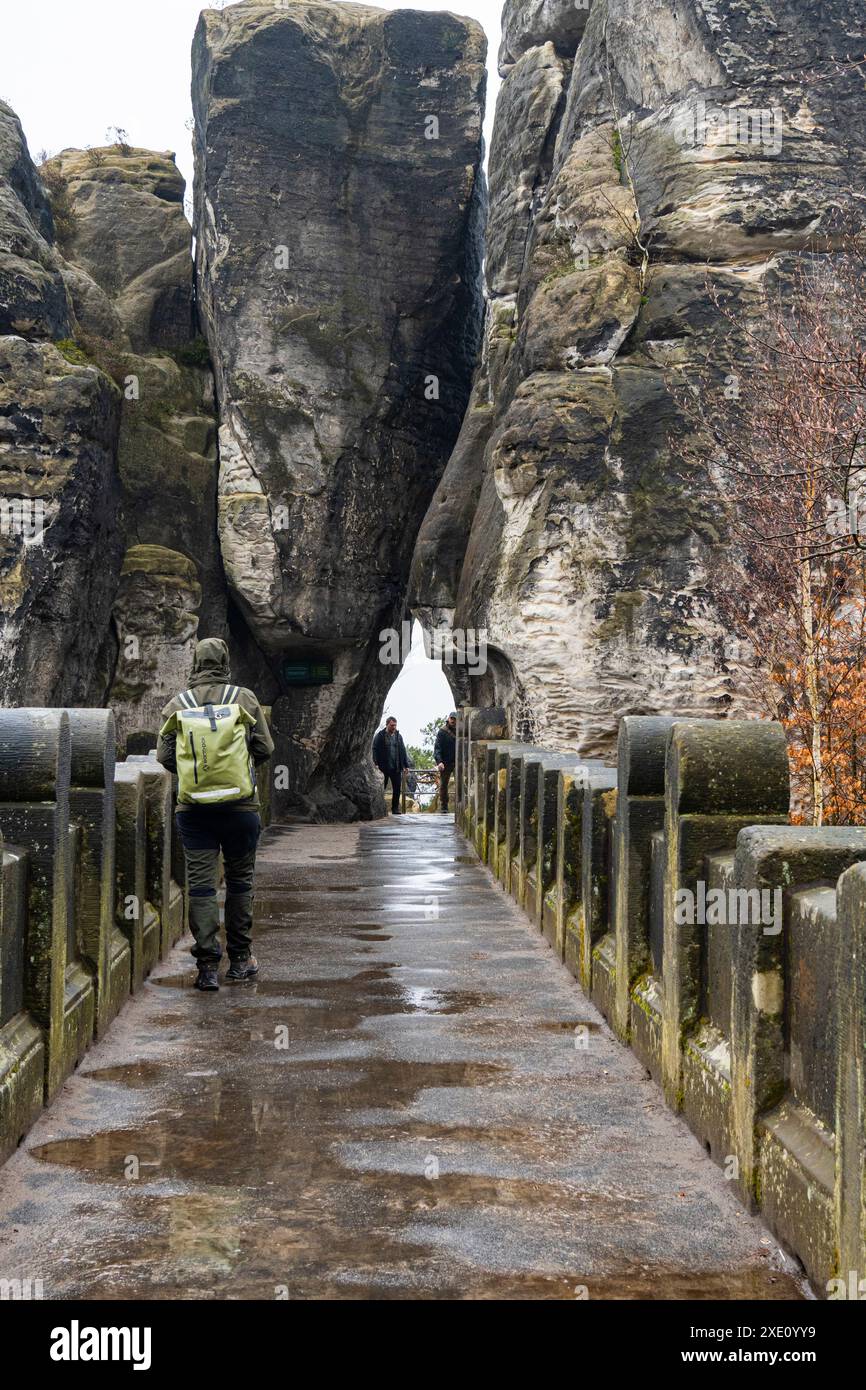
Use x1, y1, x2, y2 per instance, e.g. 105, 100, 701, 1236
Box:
372, 716, 410, 815
157, 638, 274, 992
434, 712, 458, 813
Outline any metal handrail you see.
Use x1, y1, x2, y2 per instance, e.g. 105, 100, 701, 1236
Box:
400, 768, 441, 813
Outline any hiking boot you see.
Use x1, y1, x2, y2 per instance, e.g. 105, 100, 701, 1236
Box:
194, 963, 219, 992
226, 955, 259, 982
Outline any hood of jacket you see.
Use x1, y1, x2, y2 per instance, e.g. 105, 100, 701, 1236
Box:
189, 637, 231, 686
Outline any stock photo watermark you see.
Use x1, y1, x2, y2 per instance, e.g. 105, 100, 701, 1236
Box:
378, 620, 488, 676
674, 881, 782, 935
0, 497, 46, 544
673, 99, 783, 155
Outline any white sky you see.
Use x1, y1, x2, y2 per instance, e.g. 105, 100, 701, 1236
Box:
381, 621, 455, 749
0, 0, 503, 192
0, 1, 495, 739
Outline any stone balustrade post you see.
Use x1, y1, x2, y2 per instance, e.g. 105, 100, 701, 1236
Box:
730, 825, 866, 1213
114, 764, 159, 989
0, 839, 43, 1163
126, 755, 184, 954
612, 717, 674, 1043
67, 710, 130, 1035
0, 709, 76, 1100
661, 720, 790, 1112
835, 861, 866, 1293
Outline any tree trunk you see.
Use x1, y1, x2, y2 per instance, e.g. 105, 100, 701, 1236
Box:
800, 555, 824, 826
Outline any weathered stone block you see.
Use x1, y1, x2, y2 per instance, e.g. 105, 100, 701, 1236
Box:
757, 882, 837, 1290
661, 720, 790, 1110
678, 851, 735, 1158
554, 769, 581, 961
835, 861, 866, 1293
113, 765, 158, 989
613, 716, 674, 1042
64, 820, 95, 1071
67, 709, 130, 1035
730, 826, 866, 1212
0, 709, 74, 1099
0, 845, 44, 1164
490, 743, 524, 885
518, 752, 543, 914
535, 753, 584, 942
125, 755, 177, 954
582, 774, 618, 1010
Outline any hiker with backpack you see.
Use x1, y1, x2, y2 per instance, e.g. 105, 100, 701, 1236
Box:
157, 638, 274, 992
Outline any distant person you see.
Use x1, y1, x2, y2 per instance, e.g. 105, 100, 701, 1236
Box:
372, 716, 409, 815
157, 638, 274, 992
434, 712, 458, 813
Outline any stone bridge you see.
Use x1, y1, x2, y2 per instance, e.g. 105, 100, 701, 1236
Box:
0, 705, 862, 1299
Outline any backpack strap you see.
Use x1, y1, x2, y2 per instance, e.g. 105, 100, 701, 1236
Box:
177, 688, 197, 710
222, 683, 240, 705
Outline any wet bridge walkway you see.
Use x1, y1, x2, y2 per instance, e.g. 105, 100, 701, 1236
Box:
0, 817, 805, 1299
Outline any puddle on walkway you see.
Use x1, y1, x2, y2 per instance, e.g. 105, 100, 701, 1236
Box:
27, 1059, 510, 1186
2, 819, 812, 1302
534, 1020, 602, 1033
398, 986, 495, 1015
81, 1061, 167, 1087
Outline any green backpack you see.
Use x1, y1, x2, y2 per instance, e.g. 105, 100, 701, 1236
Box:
161, 684, 257, 806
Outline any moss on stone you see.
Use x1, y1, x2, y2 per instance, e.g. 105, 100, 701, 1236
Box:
173, 335, 212, 369
54, 337, 94, 367
120, 544, 198, 581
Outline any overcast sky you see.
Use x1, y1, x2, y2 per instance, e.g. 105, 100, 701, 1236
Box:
1, 0, 503, 194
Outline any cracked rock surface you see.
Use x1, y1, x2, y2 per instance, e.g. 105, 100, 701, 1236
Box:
192, 0, 486, 817
411, 0, 866, 756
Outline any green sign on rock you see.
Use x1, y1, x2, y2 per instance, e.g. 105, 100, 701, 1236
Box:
281, 660, 334, 687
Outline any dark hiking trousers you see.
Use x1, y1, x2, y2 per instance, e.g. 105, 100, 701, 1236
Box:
176, 807, 261, 964
383, 769, 402, 814
440, 765, 454, 811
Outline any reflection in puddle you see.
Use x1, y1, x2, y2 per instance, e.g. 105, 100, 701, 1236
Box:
28, 1060, 509, 1185
535, 1020, 601, 1033
81, 1061, 167, 1087
149, 975, 308, 996
398, 985, 494, 1015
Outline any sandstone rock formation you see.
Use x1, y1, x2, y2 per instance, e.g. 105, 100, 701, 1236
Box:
411, 0, 866, 756
42, 144, 224, 746
192, 0, 486, 817
0, 103, 68, 339
51, 146, 193, 352
0, 335, 122, 706
1, 108, 223, 730
108, 545, 202, 752
0, 103, 123, 706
